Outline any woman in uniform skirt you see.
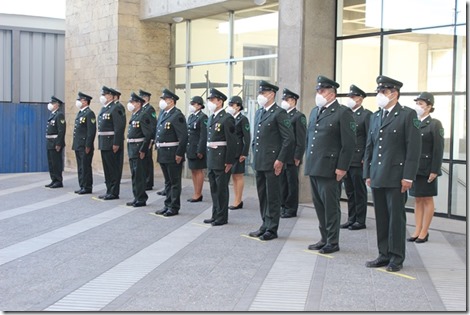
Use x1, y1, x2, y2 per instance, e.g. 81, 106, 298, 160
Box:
408, 92, 444, 243
186, 96, 208, 202
226, 96, 251, 210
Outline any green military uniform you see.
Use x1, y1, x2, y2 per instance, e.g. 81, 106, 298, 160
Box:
280, 89, 306, 218
97, 86, 126, 199
231, 112, 250, 174
72, 92, 96, 194
127, 92, 154, 206
205, 89, 237, 225
363, 76, 421, 269
110, 88, 126, 196
305, 76, 356, 252
252, 81, 294, 239
45, 96, 66, 188
139, 89, 157, 190
155, 89, 188, 216
186, 107, 208, 170
342, 85, 372, 229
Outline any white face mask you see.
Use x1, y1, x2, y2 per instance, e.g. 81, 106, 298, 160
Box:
99, 95, 107, 106
207, 100, 217, 113
346, 97, 357, 109
127, 102, 135, 112
47, 103, 55, 111
226, 106, 236, 116
315, 94, 327, 108
257, 94, 268, 107
159, 99, 168, 111
412, 104, 425, 117
75, 100, 83, 109
188, 104, 196, 114
280, 100, 291, 111
376, 93, 390, 109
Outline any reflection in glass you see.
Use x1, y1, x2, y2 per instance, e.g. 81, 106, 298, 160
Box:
190, 14, 229, 62
453, 95, 466, 161
339, 0, 380, 36
450, 164, 466, 216
455, 26, 466, 91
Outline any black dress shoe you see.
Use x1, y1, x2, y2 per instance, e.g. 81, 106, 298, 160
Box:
415, 233, 429, 243
385, 263, 403, 272
203, 218, 215, 224
145, 186, 153, 191
407, 235, 419, 242
156, 190, 166, 196
187, 196, 203, 202
248, 230, 264, 238
281, 213, 297, 218
319, 244, 339, 254
78, 189, 92, 195
133, 201, 146, 207
366, 257, 390, 268
163, 210, 178, 217
259, 231, 277, 241
211, 221, 227, 226
50, 182, 63, 188
103, 194, 119, 200
340, 221, 353, 229
349, 222, 366, 230
98, 194, 107, 199
155, 208, 168, 215
126, 201, 136, 206
308, 241, 326, 250
45, 182, 54, 188
74, 189, 82, 193
229, 201, 243, 210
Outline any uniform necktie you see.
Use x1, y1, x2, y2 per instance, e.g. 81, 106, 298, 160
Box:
383, 110, 389, 118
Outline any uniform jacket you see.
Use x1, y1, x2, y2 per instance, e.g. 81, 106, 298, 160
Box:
206, 109, 237, 170
142, 103, 157, 141
46, 110, 66, 150
155, 107, 188, 163
97, 102, 126, 150
285, 108, 306, 165
186, 111, 208, 159
114, 101, 127, 127
72, 106, 96, 151
252, 103, 294, 171
363, 103, 421, 188
233, 113, 251, 158
127, 108, 154, 159
304, 100, 356, 178
350, 106, 372, 168
417, 116, 444, 176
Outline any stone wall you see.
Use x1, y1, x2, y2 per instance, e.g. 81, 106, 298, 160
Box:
64, 0, 170, 176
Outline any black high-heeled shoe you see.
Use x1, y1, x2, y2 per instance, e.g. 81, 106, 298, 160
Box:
229, 201, 243, 210
187, 196, 203, 202
415, 233, 429, 243
407, 236, 419, 242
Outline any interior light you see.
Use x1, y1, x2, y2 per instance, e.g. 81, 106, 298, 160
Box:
172, 16, 184, 23
254, 0, 267, 5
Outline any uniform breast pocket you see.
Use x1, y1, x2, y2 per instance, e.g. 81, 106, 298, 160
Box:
325, 152, 338, 168
418, 154, 431, 172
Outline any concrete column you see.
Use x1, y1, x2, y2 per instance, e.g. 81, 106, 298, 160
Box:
277, 0, 336, 203
64, 0, 170, 175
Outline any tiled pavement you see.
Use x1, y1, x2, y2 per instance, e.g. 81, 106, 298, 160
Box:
0, 172, 466, 311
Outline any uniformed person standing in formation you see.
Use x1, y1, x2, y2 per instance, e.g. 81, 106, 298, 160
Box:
110, 88, 126, 196
186, 96, 208, 203
340, 84, 372, 230
249, 81, 294, 241
125, 92, 154, 207
226, 95, 251, 210
45, 96, 66, 188
305, 76, 356, 254
139, 89, 157, 191
97, 86, 126, 200
279, 88, 306, 218
408, 92, 444, 243
203, 88, 237, 226
364, 75, 421, 272
154, 89, 188, 217
72, 92, 96, 194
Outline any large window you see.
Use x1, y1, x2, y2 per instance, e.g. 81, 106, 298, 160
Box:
337, 0, 466, 218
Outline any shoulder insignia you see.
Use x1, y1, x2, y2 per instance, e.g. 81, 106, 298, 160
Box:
350, 122, 357, 133
244, 123, 250, 131
60, 119, 65, 124
91, 118, 96, 123
413, 118, 420, 129
203, 119, 208, 126
300, 116, 307, 126
439, 128, 444, 137
283, 119, 291, 128
152, 112, 156, 118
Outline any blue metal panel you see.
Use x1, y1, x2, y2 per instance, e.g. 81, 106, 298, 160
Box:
0, 103, 49, 173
